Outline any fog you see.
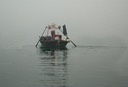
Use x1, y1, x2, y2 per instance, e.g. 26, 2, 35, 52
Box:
0, 0, 128, 48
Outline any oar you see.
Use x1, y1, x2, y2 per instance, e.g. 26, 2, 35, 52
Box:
35, 26, 47, 47
66, 35, 77, 47
59, 25, 77, 47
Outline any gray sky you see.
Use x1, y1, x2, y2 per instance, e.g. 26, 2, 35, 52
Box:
0, 0, 128, 47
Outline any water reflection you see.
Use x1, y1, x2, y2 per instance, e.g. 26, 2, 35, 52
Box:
39, 48, 68, 87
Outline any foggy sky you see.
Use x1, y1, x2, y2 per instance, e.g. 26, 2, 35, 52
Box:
0, 0, 128, 47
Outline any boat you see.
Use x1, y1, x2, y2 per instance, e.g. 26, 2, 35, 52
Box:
40, 36, 69, 48
35, 24, 76, 49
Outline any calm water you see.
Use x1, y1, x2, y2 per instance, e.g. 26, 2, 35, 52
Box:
1, 0, 128, 87
0, 45, 128, 87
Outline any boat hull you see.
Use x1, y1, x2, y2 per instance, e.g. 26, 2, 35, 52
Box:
40, 37, 69, 48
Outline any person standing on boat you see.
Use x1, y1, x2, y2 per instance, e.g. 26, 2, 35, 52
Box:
48, 24, 56, 40
51, 29, 55, 40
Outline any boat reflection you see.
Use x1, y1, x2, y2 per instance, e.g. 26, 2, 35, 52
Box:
39, 47, 69, 87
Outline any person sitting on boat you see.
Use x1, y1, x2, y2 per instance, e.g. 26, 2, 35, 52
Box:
55, 33, 60, 40
55, 34, 62, 40
59, 35, 62, 40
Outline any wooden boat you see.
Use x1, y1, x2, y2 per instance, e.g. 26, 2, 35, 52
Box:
35, 24, 77, 48
40, 36, 69, 48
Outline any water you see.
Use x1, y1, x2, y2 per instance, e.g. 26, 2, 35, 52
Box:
0, 0, 128, 87
0, 45, 128, 87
